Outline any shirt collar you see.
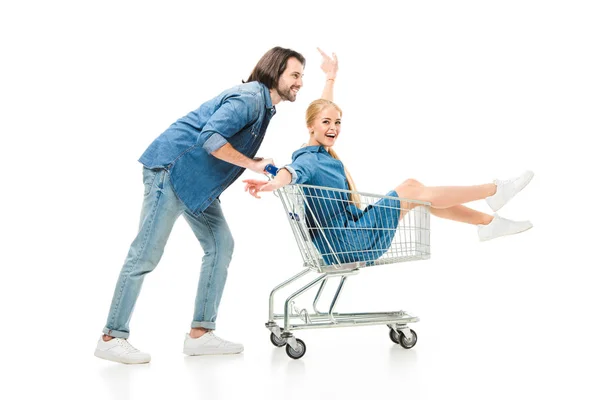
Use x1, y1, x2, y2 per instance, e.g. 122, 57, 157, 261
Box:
260, 83, 275, 113
291, 145, 328, 160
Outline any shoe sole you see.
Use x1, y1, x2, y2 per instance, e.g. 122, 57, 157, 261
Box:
479, 224, 533, 242
94, 349, 151, 364
183, 347, 244, 356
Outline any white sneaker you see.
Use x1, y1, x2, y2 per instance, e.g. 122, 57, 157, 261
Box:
478, 214, 533, 241
94, 336, 151, 364
183, 332, 244, 356
486, 170, 534, 212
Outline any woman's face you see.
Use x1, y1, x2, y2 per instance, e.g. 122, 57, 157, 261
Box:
307, 106, 342, 148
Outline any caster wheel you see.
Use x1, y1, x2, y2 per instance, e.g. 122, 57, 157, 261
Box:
270, 332, 286, 347
390, 328, 418, 348
399, 329, 418, 349
285, 338, 306, 359
389, 328, 401, 344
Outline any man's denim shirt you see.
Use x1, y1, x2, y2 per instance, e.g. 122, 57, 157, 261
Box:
139, 82, 275, 216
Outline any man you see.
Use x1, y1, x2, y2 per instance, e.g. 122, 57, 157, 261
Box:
95, 47, 306, 364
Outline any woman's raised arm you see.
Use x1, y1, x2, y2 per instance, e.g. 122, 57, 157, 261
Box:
318, 47, 338, 101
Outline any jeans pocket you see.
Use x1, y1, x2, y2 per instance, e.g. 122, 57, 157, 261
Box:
142, 168, 159, 196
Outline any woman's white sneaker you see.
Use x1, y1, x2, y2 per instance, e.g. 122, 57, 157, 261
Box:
183, 332, 244, 356
478, 214, 533, 241
94, 336, 151, 364
486, 170, 534, 212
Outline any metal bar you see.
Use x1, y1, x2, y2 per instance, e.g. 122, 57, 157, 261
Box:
296, 184, 431, 207
268, 268, 311, 322
312, 279, 328, 315
283, 274, 328, 330
328, 276, 347, 323
286, 317, 420, 331
273, 310, 416, 318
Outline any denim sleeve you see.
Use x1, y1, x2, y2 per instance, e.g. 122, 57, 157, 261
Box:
283, 154, 315, 185
201, 93, 259, 153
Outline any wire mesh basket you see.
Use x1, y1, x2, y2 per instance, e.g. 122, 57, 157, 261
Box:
276, 184, 431, 272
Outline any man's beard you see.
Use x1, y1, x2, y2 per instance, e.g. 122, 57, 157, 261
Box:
277, 84, 297, 102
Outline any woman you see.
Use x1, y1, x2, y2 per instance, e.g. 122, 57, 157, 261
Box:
243, 57, 533, 265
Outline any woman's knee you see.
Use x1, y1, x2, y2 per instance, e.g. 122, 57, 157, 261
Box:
394, 185, 426, 207
401, 178, 424, 187
394, 178, 425, 199
395, 178, 423, 194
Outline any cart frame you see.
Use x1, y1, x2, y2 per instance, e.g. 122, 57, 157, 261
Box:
265, 184, 431, 359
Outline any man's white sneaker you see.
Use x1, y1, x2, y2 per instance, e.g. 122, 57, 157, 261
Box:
486, 170, 534, 212
94, 336, 151, 364
183, 332, 244, 356
478, 214, 533, 241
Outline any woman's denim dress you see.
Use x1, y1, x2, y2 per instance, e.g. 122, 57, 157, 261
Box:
284, 146, 400, 265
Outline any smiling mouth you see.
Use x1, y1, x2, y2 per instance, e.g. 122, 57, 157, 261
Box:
325, 134, 336, 138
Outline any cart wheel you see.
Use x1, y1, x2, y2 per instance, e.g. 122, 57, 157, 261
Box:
270, 332, 286, 347
285, 339, 306, 359
389, 328, 401, 344
399, 329, 418, 349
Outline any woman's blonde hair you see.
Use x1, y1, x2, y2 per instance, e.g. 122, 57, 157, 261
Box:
306, 99, 360, 205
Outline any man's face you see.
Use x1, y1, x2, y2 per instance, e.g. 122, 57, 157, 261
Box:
276, 57, 304, 102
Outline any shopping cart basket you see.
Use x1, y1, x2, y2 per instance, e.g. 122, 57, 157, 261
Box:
264, 174, 431, 359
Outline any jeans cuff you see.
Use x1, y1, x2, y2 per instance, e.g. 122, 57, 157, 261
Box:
191, 321, 216, 330
103, 327, 129, 339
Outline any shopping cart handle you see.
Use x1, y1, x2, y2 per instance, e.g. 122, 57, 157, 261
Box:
264, 164, 279, 176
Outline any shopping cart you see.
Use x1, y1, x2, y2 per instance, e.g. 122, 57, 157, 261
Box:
263, 166, 431, 359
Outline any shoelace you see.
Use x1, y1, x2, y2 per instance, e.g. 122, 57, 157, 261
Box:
495, 175, 519, 187
205, 332, 234, 345
116, 338, 139, 352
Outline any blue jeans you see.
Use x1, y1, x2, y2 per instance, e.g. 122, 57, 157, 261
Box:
103, 167, 234, 339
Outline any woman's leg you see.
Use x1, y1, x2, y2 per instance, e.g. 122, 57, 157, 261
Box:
396, 178, 533, 240
395, 178, 496, 210
430, 205, 493, 225
397, 179, 493, 225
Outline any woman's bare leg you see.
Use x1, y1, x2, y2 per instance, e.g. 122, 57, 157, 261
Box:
397, 179, 493, 225
396, 178, 534, 240
395, 179, 496, 210
430, 205, 493, 225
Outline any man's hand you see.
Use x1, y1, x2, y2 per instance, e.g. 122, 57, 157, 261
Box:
318, 47, 338, 80
243, 179, 276, 199
248, 157, 274, 175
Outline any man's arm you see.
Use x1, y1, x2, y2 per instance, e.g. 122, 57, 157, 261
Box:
211, 143, 273, 175
200, 93, 258, 154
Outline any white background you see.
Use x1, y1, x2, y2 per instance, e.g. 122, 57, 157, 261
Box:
1, 1, 599, 399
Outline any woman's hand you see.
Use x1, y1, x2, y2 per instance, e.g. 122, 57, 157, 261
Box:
243, 179, 276, 199
318, 47, 338, 80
